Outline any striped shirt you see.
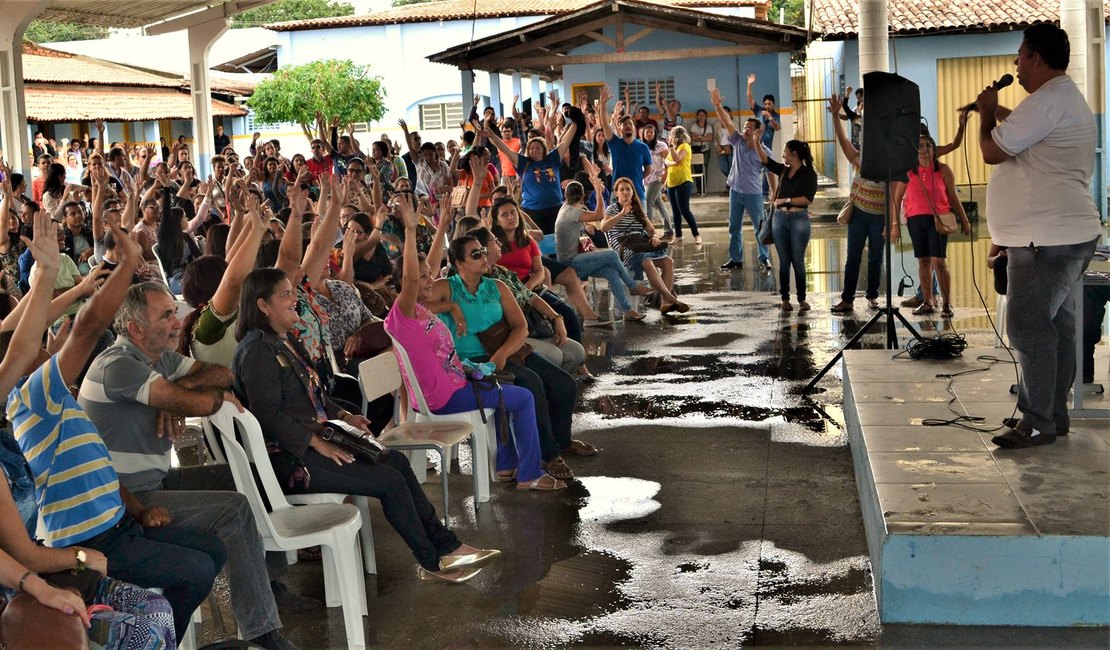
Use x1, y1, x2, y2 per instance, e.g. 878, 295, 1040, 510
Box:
7, 356, 123, 546
850, 161, 886, 215
604, 204, 651, 266
79, 337, 195, 493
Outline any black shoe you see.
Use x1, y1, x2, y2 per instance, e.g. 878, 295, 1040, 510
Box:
991, 426, 1056, 449
271, 580, 322, 614
1002, 417, 1068, 436
250, 630, 296, 650
721, 260, 743, 270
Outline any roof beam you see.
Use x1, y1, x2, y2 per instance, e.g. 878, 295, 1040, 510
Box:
146, 0, 276, 35
505, 44, 779, 69
623, 27, 654, 47
586, 31, 615, 49
474, 15, 615, 61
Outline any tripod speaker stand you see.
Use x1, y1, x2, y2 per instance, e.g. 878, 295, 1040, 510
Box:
804, 72, 924, 394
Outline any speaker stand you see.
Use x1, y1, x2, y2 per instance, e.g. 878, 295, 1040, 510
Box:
804, 180, 922, 394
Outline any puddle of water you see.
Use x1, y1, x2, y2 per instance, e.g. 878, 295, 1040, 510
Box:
585, 393, 831, 433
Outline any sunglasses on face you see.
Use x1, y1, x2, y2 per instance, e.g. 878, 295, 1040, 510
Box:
468, 247, 487, 260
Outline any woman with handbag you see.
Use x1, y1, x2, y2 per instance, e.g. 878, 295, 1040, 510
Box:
754, 139, 819, 312
602, 177, 689, 315
430, 231, 588, 479
890, 135, 971, 318
386, 199, 566, 488
233, 267, 504, 584
554, 166, 652, 322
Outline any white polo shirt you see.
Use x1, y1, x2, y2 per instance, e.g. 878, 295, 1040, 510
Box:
986, 74, 1101, 247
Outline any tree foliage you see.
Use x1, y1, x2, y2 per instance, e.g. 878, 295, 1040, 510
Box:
769, 0, 805, 27
25, 20, 109, 43
247, 59, 386, 129
231, 0, 354, 28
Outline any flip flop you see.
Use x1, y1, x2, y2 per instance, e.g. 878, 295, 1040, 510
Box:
564, 439, 598, 456
543, 457, 574, 479
515, 474, 567, 491
495, 470, 517, 483
583, 318, 614, 327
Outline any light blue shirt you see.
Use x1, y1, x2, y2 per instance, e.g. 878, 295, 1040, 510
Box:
727, 132, 770, 195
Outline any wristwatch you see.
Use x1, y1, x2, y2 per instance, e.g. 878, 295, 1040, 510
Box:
784, 198, 792, 207
73, 548, 87, 575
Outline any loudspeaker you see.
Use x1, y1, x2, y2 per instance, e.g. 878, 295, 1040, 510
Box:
860, 71, 921, 182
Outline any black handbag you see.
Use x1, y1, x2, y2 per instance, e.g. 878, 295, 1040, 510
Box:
319, 421, 385, 464
621, 232, 668, 253
523, 304, 555, 339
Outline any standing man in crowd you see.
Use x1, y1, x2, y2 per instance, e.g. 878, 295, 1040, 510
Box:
976, 24, 1101, 449
711, 88, 772, 271
214, 124, 231, 152
599, 86, 652, 202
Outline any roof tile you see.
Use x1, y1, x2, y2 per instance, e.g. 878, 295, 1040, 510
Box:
21, 43, 181, 87
24, 84, 247, 122
267, 0, 765, 31
812, 0, 1110, 38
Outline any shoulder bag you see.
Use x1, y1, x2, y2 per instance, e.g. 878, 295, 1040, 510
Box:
476, 319, 533, 365
757, 179, 781, 246
621, 231, 669, 253
522, 304, 555, 339
915, 173, 958, 235
319, 420, 385, 464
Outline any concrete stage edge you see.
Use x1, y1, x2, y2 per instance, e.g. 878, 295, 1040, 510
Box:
841, 348, 1109, 627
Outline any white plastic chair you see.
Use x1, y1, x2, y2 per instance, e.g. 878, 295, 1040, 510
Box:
358, 353, 477, 520
386, 333, 496, 503
205, 403, 368, 649
690, 151, 706, 196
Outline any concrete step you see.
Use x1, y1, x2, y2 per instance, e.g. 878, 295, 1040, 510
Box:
689, 189, 847, 226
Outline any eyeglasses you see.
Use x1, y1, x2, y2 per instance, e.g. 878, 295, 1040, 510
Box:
467, 247, 487, 260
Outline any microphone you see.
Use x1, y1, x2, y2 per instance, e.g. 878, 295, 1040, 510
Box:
959, 74, 1014, 112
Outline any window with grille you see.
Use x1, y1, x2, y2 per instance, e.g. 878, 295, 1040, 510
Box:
617, 78, 675, 111
419, 102, 464, 130
245, 110, 295, 132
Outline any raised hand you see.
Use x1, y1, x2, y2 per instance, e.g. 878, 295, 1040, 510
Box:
397, 118, 408, 132
827, 93, 843, 116
95, 118, 105, 132
710, 88, 724, 106
613, 100, 625, 117
23, 210, 59, 275
598, 85, 612, 105
747, 73, 756, 86
395, 191, 420, 230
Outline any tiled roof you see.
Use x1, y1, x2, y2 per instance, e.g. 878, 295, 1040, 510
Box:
24, 84, 247, 122
267, 0, 765, 31
21, 43, 181, 87
813, 0, 1110, 38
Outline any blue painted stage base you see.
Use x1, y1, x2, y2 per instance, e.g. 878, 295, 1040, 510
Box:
842, 349, 1110, 627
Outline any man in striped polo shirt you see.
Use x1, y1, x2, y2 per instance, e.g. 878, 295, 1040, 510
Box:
80, 282, 299, 650
9, 217, 223, 639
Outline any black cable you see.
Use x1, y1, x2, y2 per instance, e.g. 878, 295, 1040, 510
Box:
920, 354, 1018, 431
894, 331, 968, 360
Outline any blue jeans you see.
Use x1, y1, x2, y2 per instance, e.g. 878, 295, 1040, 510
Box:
667, 181, 699, 237
1007, 238, 1098, 435
728, 190, 767, 264
644, 180, 671, 234
717, 149, 731, 177
841, 206, 884, 302
570, 249, 636, 313
434, 382, 543, 482
470, 353, 577, 461
82, 516, 225, 640
771, 210, 811, 301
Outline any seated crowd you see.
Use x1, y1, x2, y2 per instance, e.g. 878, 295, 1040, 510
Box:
0, 82, 762, 649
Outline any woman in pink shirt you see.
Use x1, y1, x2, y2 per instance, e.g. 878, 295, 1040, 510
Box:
891, 135, 971, 318
385, 199, 563, 491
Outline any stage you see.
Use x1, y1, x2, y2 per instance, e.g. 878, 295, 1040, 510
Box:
841, 347, 1110, 626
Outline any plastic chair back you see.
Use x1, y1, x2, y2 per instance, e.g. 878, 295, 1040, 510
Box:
386, 333, 435, 416
358, 352, 404, 404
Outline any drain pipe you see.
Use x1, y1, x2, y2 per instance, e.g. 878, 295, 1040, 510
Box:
1060, 0, 1108, 221
857, 0, 888, 80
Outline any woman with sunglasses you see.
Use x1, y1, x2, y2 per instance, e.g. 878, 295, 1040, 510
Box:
427, 216, 583, 480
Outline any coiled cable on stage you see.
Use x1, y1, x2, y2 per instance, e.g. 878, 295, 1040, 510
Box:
897, 332, 969, 360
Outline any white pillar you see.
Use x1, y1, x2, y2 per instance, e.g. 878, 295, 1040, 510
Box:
531, 76, 542, 111
1060, 0, 1107, 219
0, 1, 47, 175
460, 69, 475, 121
487, 71, 502, 118
511, 72, 523, 117
187, 17, 229, 178
857, 0, 889, 79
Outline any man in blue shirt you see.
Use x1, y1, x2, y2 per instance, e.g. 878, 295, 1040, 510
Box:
747, 73, 781, 198
712, 89, 772, 270
598, 86, 652, 201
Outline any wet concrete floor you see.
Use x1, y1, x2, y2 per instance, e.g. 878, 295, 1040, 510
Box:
197, 223, 1108, 648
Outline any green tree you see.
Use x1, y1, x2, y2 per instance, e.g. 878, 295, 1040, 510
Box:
24, 20, 109, 43
769, 0, 805, 27
231, 0, 354, 28
247, 59, 386, 136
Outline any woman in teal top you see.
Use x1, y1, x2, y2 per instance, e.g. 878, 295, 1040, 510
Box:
427, 235, 582, 480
